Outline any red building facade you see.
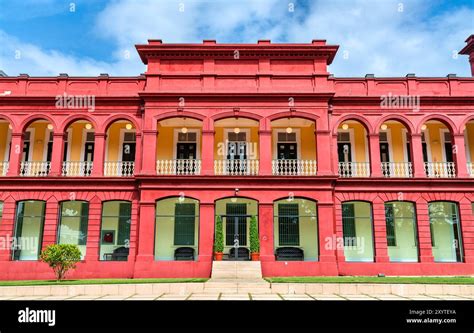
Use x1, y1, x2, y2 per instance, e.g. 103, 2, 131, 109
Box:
0, 37, 473, 280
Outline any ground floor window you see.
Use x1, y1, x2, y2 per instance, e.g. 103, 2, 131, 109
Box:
100, 201, 131, 261
58, 201, 89, 258
274, 198, 318, 261
155, 197, 199, 261
215, 197, 258, 260
429, 201, 463, 262
385, 201, 418, 262
13, 200, 46, 260
342, 201, 374, 262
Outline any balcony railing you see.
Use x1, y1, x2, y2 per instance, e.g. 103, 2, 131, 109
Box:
468, 162, 474, 177
62, 161, 93, 176
272, 159, 317, 176
214, 159, 259, 176
20, 161, 51, 177
104, 161, 135, 177
0, 161, 9, 176
338, 162, 370, 178
381, 162, 413, 178
156, 159, 201, 175
424, 162, 456, 178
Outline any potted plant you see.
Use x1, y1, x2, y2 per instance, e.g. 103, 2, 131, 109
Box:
249, 216, 260, 261
214, 216, 224, 261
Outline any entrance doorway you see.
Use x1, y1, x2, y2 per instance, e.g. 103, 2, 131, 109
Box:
215, 197, 258, 261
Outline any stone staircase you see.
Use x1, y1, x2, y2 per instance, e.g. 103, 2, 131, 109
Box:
205, 261, 271, 294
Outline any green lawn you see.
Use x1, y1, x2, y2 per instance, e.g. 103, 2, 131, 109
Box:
0, 278, 208, 287
265, 276, 474, 284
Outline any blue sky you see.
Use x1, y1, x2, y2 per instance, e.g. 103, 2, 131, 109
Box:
0, 0, 473, 77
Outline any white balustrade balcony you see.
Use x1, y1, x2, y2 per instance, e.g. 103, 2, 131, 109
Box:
0, 161, 9, 176
424, 162, 456, 178
338, 162, 370, 178
381, 162, 413, 178
272, 159, 317, 176
20, 161, 51, 177
156, 159, 201, 175
104, 161, 135, 177
214, 159, 259, 176
62, 161, 93, 176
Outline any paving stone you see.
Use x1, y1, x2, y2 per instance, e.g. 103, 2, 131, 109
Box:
220, 294, 250, 300
126, 294, 161, 301
187, 293, 219, 300
37, 296, 73, 300
96, 295, 131, 300
9, 296, 45, 300
157, 294, 189, 300
310, 295, 347, 300
339, 295, 378, 300
280, 294, 313, 300
250, 294, 282, 300
67, 295, 103, 300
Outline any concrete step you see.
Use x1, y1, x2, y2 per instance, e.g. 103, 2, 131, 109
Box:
204, 279, 271, 294
211, 261, 263, 279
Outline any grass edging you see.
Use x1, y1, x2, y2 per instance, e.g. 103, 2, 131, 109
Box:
0, 278, 208, 287
265, 276, 474, 285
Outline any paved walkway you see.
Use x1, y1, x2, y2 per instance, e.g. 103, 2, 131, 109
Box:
1, 292, 472, 301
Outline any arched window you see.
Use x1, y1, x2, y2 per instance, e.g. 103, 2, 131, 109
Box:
384, 201, 418, 262
13, 200, 46, 260
428, 202, 463, 262
100, 201, 131, 261
273, 198, 318, 261
155, 197, 199, 261
341, 201, 374, 262
58, 201, 89, 258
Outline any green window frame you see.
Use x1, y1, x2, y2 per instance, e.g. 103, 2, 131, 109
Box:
117, 202, 132, 246
384, 204, 396, 246
58, 201, 89, 246
13, 200, 46, 261
174, 203, 196, 246
342, 203, 357, 246
278, 203, 300, 246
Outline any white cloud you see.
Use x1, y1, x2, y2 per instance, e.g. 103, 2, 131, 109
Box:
0, 30, 145, 76
0, 0, 473, 77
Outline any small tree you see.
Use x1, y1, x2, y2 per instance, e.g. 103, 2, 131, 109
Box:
214, 216, 224, 253
40, 244, 82, 282
249, 216, 259, 253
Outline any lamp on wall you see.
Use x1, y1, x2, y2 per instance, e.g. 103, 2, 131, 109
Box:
85, 123, 93, 130
380, 123, 388, 131
125, 123, 133, 130
286, 117, 293, 134
341, 123, 349, 130
47, 124, 53, 130
233, 117, 240, 134
421, 124, 427, 131
181, 117, 188, 134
